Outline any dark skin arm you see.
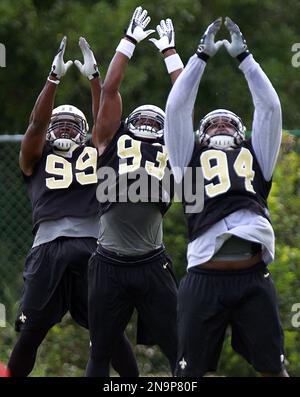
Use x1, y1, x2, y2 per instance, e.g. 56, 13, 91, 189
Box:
95, 43, 183, 155
90, 76, 101, 147
95, 41, 130, 156
163, 48, 183, 84
19, 78, 58, 176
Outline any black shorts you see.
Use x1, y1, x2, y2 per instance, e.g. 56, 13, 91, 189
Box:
88, 246, 178, 372
15, 237, 97, 332
176, 262, 285, 376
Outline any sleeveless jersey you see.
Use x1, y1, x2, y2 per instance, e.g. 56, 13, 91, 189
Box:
97, 123, 173, 216
183, 139, 272, 242
24, 141, 99, 233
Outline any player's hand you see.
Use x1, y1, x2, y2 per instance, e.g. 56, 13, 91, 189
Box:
125, 6, 155, 43
74, 37, 99, 80
223, 17, 248, 57
50, 36, 73, 79
197, 18, 223, 58
149, 18, 175, 52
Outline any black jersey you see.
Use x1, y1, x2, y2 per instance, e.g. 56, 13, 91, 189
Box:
24, 140, 99, 233
183, 139, 272, 242
97, 123, 173, 216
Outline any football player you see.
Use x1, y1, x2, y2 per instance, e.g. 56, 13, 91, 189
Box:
86, 7, 184, 377
7, 36, 138, 377
165, 17, 289, 377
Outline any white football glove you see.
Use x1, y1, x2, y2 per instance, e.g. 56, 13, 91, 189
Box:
50, 36, 73, 79
74, 37, 99, 80
149, 18, 175, 52
223, 17, 248, 57
197, 18, 223, 58
125, 6, 155, 43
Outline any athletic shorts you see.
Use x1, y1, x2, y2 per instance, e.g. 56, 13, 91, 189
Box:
15, 237, 97, 332
88, 246, 178, 373
176, 262, 285, 376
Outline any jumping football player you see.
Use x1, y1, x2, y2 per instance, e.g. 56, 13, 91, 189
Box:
86, 7, 184, 377
165, 17, 288, 377
7, 36, 138, 377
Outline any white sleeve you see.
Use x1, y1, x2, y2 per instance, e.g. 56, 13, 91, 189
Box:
239, 55, 282, 181
165, 54, 207, 183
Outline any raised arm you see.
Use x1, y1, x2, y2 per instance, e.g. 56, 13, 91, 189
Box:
165, 19, 222, 182
19, 37, 72, 176
95, 6, 154, 155
224, 17, 282, 181
74, 37, 101, 147
149, 18, 184, 84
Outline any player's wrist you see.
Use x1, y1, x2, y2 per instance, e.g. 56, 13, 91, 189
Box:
88, 71, 100, 80
164, 53, 184, 74
47, 76, 60, 85
49, 72, 60, 80
116, 38, 136, 59
236, 50, 250, 63
196, 51, 210, 63
124, 35, 137, 45
162, 47, 176, 55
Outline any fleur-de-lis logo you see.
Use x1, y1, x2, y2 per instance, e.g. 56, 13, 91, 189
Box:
179, 357, 187, 370
19, 312, 27, 324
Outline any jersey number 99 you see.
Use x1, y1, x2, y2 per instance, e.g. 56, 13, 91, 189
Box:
45, 147, 98, 189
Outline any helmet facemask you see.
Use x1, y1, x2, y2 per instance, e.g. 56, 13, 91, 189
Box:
199, 110, 246, 150
125, 105, 165, 141
47, 112, 88, 151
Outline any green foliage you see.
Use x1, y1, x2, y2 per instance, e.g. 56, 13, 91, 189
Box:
1, 0, 300, 377
1, 0, 299, 132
